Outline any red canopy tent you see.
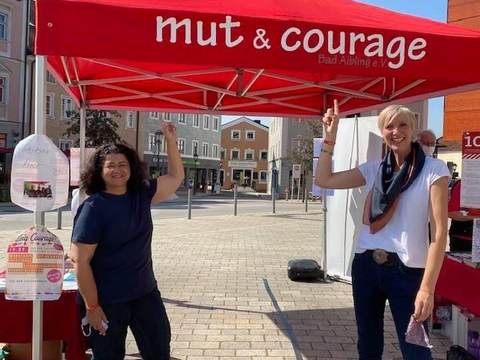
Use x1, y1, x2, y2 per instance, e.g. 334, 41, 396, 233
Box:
35, 0, 480, 117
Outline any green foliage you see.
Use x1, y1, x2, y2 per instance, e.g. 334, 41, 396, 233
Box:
289, 121, 323, 175
63, 110, 123, 147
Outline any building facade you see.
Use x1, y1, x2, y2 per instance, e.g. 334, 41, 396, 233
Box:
438, 0, 480, 175
0, 0, 28, 174
143, 112, 221, 191
268, 100, 428, 198
220, 117, 269, 192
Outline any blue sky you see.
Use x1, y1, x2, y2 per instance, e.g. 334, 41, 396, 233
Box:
222, 0, 448, 137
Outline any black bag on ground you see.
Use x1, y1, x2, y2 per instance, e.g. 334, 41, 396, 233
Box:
446, 345, 478, 360
287, 259, 323, 281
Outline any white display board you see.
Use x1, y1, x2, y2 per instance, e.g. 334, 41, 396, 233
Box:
70, 147, 95, 186
10, 134, 69, 211
325, 116, 383, 280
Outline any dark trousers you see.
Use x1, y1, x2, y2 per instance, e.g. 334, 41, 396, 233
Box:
352, 252, 432, 360
80, 288, 171, 360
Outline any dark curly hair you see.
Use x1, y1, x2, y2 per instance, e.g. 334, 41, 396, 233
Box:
80, 143, 148, 195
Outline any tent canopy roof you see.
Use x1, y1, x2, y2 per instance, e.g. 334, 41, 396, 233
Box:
36, 0, 480, 117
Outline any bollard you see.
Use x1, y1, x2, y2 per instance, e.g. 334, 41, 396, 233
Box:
272, 186, 276, 214
187, 188, 192, 219
304, 186, 308, 213
57, 207, 62, 229
234, 183, 238, 216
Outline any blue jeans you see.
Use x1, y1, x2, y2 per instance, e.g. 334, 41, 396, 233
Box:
80, 287, 171, 360
351, 252, 432, 360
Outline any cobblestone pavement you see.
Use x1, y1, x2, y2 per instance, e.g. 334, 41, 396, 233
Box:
0, 211, 450, 359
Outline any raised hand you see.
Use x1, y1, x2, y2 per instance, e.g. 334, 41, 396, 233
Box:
161, 121, 178, 143
322, 99, 340, 140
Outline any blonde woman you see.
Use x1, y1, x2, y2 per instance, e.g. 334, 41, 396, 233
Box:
315, 101, 449, 360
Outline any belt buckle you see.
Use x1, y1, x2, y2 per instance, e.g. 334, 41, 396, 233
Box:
372, 249, 388, 265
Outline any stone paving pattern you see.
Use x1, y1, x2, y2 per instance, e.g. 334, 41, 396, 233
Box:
0, 210, 451, 359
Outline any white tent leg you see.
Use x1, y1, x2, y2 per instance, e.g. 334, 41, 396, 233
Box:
33, 55, 46, 360
79, 103, 86, 203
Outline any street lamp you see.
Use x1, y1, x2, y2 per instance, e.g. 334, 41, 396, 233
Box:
155, 130, 163, 176
193, 151, 199, 195
452, 163, 458, 181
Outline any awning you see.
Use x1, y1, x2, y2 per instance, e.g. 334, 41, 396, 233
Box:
35, 0, 480, 116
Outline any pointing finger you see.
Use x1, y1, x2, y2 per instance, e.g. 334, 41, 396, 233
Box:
334, 99, 339, 116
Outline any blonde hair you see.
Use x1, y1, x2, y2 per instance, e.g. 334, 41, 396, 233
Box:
378, 105, 417, 131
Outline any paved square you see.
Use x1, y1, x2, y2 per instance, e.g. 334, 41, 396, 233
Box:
0, 210, 451, 359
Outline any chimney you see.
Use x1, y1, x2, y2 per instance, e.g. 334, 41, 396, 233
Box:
254, 120, 261, 124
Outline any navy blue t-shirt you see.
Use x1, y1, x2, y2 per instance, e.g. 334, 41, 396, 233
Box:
72, 179, 158, 304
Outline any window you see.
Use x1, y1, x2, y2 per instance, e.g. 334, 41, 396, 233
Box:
203, 115, 210, 130
246, 130, 255, 141
212, 144, 219, 158
260, 171, 268, 183
149, 112, 159, 119
178, 113, 186, 124
126, 111, 136, 129
231, 130, 240, 140
193, 114, 200, 128
61, 96, 74, 119
192, 140, 199, 156
59, 139, 73, 151
0, 77, 5, 103
177, 138, 186, 154
220, 148, 226, 159
245, 149, 254, 161
231, 149, 239, 160
202, 142, 209, 157
0, 133, 6, 148
46, 71, 56, 84
0, 13, 7, 40
149, 134, 165, 153
260, 150, 268, 161
213, 116, 220, 131
163, 113, 171, 121
253, 172, 258, 180
148, 134, 156, 152
46, 94, 54, 117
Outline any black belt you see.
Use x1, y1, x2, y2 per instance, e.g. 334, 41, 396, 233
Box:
365, 249, 399, 267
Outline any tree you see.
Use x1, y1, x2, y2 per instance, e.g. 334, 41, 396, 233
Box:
63, 110, 124, 147
289, 120, 323, 201
289, 120, 323, 175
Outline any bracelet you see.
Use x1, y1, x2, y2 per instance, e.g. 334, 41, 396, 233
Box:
86, 302, 100, 311
321, 148, 333, 156
324, 139, 336, 146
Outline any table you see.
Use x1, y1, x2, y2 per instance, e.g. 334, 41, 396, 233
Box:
435, 257, 480, 316
0, 291, 86, 360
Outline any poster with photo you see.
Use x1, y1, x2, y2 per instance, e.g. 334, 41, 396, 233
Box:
10, 134, 69, 211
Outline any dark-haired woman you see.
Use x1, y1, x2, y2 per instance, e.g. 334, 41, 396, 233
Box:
315, 101, 450, 360
70, 123, 184, 360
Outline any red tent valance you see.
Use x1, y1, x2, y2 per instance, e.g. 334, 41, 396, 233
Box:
35, 0, 480, 116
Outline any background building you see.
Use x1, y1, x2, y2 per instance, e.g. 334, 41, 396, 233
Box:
0, 0, 29, 174
144, 112, 221, 191
437, 0, 480, 175
220, 117, 269, 192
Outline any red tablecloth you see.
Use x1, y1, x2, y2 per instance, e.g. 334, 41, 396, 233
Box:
0, 291, 86, 360
435, 257, 480, 316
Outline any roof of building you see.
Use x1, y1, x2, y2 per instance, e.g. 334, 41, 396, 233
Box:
221, 117, 269, 131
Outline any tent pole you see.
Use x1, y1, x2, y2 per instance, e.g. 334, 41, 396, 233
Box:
321, 96, 329, 282
79, 99, 86, 202
32, 55, 46, 360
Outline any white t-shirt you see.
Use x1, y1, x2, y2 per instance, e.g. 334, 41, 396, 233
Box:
357, 157, 450, 268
